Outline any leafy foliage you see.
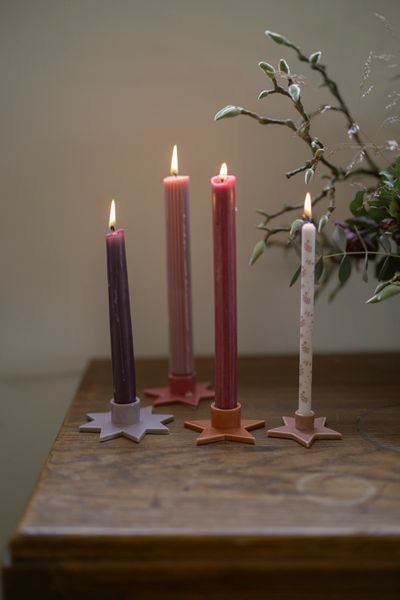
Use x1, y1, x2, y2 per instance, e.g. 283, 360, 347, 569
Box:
214, 25, 400, 303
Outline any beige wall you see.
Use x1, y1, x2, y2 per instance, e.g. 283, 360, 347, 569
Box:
1, 0, 400, 579
1, 0, 400, 378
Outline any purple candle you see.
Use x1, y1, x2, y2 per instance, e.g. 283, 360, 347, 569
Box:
163, 145, 194, 376
106, 200, 136, 404
211, 163, 237, 409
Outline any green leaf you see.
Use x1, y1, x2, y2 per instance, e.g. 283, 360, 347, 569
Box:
380, 169, 393, 181
214, 105, 244, 121
379, 234, 391, 254
265, 30, 293, 46
350, 191, 365, 216
309, 51, 322, 65
389, 197, 400, 218
354, 226, 369, 282
288, 84, 300, 103
338, 254, 352, 283
258, 61, 276, 79
249, 240, 266, 266
258, 90, 272, 100
332, 225, 347, 252
366, 283, 400, 304
279, 59, 290, 74
377, 255, 391, 280
315, 256, 324, 283
290, 218, 305, 237
289, 265, 301, 287
304, 168, 314, 184
367, 207, 387, 222
318, 213, 329, 232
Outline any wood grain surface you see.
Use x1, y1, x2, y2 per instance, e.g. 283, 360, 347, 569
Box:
3, 355, 400, 599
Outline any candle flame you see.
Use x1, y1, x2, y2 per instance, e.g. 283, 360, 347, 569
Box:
219, 162, 228, 180
109, 199, 116, 230
303, 192, 312, 219
170, 144, 178, 175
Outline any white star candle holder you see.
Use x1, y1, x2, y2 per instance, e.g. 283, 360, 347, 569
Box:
79, 398, 173, 443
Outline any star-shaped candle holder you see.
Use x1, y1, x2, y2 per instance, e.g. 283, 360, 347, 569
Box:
185, 402, 265, 445
267, 411, 342, 449
79, 397, 173, 443
144, 373, 214, 408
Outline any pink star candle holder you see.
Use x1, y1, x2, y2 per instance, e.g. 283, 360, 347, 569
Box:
144, 373, 214, 408
267, 411, 342, 449
79, 398, 173, 443
185, 402, 265, 445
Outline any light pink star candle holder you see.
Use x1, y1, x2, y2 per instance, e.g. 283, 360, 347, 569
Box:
80, 398, 173, 443
185, 163, 265, 444
80, 201, 173, 443
268, 193, 342, 448
145, 145, 214, 408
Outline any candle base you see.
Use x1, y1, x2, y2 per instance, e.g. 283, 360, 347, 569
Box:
184, 402, 265, 445
267, 411, 342, 449
79, 398, 173, 443
144, 373, 214, 408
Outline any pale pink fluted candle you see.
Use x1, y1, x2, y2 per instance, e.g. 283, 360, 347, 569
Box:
298, 192, 316, 416
164, 145, 194, 376
211, 163, 237, 409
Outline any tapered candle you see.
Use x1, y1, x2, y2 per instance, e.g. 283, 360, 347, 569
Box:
211, 163, 237, 409
163, 145, 194, 376
106, 200, 136, 404
298, 192, 315, 416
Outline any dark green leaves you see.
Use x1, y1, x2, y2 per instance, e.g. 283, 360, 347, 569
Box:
332, 225, 347, 252
315, 256, 324, 283
350, 191, 365, 216
379, 234, 391, 253
367, 207, 387, 222
289, 265, 301, 287
338, 254, 352, 283
214, 105, 244, 121
389, 197, 400, 219
354, 226, 369, 282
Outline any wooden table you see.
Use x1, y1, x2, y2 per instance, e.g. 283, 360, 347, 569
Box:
3, 355, 400, 599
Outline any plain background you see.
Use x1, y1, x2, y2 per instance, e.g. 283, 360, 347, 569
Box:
1, 0, 399, 583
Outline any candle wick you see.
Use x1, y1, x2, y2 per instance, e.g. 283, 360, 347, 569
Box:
110, 225, 115, 232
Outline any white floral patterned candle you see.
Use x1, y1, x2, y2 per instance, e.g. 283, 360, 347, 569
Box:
298, 192, 315, 417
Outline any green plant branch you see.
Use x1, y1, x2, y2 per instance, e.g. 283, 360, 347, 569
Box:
323, 251, 399, 260
240, 109, 296, 129
276, 35, 381, 174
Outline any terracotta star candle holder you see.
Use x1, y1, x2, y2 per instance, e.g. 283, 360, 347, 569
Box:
144, 373, 214, 408
267, 411, 342, 449
79, 398, 173, 443
185, 402, 265, 445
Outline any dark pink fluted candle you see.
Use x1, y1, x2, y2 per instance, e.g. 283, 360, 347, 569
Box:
164, 146, 194, 375
211, 165, 237, 409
